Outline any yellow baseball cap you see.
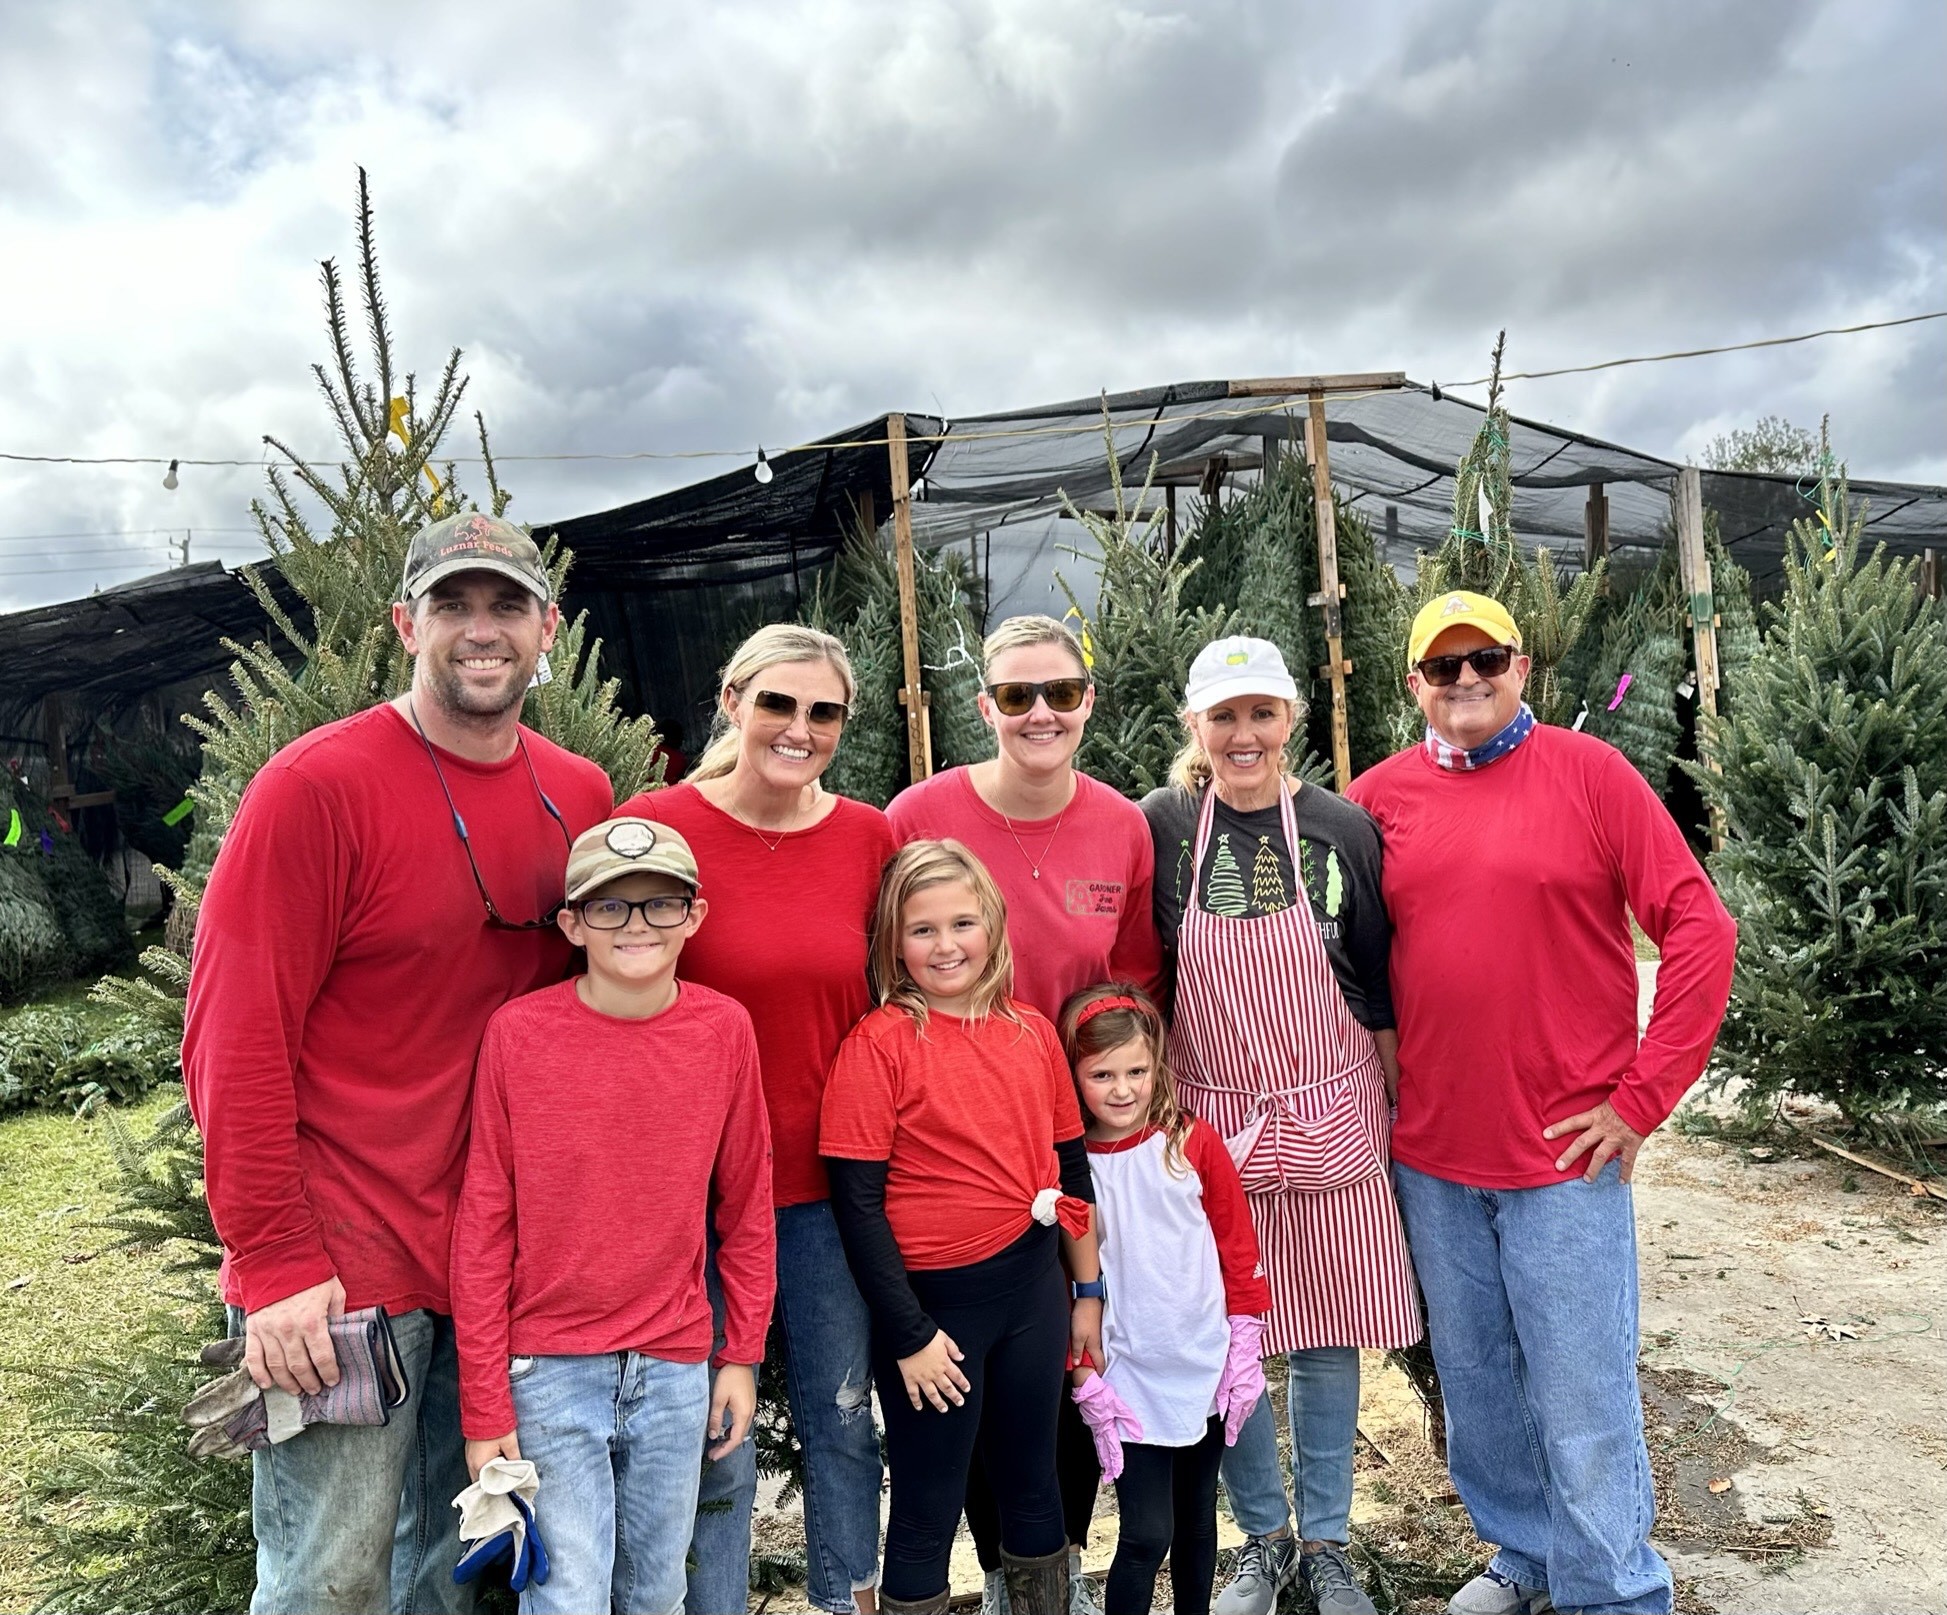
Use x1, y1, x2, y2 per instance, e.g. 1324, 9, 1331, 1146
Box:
1406, 591, 1522, 671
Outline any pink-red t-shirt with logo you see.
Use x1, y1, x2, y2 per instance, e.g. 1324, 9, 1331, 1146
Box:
886, 767, 1164, 1020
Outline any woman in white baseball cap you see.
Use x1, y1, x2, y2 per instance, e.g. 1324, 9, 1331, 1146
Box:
1138, 636, 1420, 1615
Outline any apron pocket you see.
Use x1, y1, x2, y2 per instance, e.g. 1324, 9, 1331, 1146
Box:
1231, 1084, 1381, 1196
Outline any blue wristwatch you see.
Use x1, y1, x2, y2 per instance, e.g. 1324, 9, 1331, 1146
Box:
1071, 1277, 1106, 1300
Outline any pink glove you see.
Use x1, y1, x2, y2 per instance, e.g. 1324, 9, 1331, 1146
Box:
1071, 1373, 1145, 1482
1214, 1314, 1266, 1446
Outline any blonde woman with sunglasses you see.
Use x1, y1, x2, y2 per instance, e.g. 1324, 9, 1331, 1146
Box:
888, 615, 1163, 1615
618, 623, 895, 1615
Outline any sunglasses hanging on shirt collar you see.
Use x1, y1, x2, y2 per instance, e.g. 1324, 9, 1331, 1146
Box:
408, 699, 573, 930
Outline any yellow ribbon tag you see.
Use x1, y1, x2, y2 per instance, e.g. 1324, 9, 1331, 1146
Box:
389, 396, 446, 513
1061, 607, 1097, 671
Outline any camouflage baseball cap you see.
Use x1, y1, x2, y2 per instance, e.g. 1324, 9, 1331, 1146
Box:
400, 511, 552, 603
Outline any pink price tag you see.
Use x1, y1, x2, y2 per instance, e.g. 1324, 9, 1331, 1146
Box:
1607, 673, 1633, 712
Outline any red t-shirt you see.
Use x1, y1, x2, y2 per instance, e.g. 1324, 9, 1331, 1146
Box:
887, 768, 1164, 1019
1345, 726, 1736, 1188
820, 1002, 1085, 1269
616, 782, 896, 1207
451, 979, 776, 1438
182, 704, 614, 1314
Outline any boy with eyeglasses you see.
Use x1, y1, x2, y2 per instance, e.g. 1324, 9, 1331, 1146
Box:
451, 816, 777, 1615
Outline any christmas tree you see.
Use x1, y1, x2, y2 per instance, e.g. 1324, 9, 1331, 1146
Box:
1059, 410, 1238, 798
1205, 836, 1248, 916
1581, 549, 1686, 796
1250, 836, 1289, 913
1689, 453, 1947, 1139
1417, 334, 1605, 726
29, 172, 658, 1614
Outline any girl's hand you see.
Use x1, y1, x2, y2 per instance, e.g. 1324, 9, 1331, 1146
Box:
708, 1364, 757, 1459
1069, 1296, 1104, 1381
898, 1329, 970, 1412
465, 1431, 522, 1481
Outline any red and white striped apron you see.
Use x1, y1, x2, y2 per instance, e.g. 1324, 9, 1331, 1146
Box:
1169, 783, 1421, 1354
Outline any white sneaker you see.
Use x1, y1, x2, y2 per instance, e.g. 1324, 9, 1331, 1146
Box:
1068, 1562, 1103, 1615
1448, 1568, 1553, 1615
981, 1567, 1012, 1615
1214, 1533, 1298, 1615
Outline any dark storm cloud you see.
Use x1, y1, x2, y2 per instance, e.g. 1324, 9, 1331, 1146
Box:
1, 0, 1941, 611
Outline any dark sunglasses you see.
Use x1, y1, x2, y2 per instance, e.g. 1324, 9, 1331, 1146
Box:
1415, 645, 1518, 687
984, 678, 1089, 717
576, 894, 695, 930
749, 689, 849, 728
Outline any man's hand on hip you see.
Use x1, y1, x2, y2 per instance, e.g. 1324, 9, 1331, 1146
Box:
245, 1276, 346, 1395
1543, 1100, 1646, 1184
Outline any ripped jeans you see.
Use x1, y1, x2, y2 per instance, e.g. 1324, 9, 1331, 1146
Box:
689, 1200, 883, 1614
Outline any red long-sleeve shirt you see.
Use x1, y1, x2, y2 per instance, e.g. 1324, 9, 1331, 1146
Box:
887, 768, 1165, 1019
451, 979, 776, 1438
1346, 726, 1736, 1188
182, 704, 613, 1314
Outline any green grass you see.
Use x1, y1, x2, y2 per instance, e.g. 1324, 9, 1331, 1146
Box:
0, 977, 117, 1030
0, 1087, 184, 1611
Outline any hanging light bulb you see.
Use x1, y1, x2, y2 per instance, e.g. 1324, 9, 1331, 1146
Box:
753, 447, 774, 485
162, 458, 180, 491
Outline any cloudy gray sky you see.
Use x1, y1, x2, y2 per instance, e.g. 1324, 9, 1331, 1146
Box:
2, 0, 1941, 610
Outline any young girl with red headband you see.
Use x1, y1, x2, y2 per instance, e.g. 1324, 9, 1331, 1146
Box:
1058, 983, 1271, 1615
820, 840, 1104, 1615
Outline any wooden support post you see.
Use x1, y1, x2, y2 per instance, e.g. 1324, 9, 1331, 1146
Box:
1675, 467, 1723, 846
1584, 482, 1610, 577
1165, 484, 1178, 558
855, 489, 877, 535
886, 413, 933, 782
42, 694, 73, 809
1305, 394, 1353, 792
1922, 548, 1941, 600
1260, 432, 1282, 481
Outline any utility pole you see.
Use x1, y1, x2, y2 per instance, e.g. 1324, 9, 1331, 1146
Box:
171, 532, 191, 567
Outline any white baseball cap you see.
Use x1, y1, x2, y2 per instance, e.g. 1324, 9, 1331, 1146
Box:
1184, 636, 1300, 712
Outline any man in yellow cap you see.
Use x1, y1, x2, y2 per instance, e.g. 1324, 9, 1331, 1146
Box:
1346, 591, 1737, 1615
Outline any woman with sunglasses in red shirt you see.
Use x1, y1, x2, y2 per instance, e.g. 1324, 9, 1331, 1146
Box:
887, 614, 1164, 1615
619, 623, 895, 1615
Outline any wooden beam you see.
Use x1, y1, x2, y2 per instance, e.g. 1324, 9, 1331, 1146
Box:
1584, 482, 1610, 576
1305, 394, 1353, 791
886, 413, 933, 782
854, 489, 877, 535
1260, 432, 1282, 480
1228, 371, 1407, 398
1165, 484, 1178, 558
42, 695, 73, 807
1922, 548, 1941, 600
1675, 466, 1723, 846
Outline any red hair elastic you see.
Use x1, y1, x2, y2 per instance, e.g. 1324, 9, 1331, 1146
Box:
1075, 994, 1143, 1029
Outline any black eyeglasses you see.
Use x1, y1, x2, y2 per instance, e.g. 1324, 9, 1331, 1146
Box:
575, 894, 695, 930
408, 700, 573, 930
984, 678, 1089, 717
749, 689, 849, 729
1415, 646, 1518, 687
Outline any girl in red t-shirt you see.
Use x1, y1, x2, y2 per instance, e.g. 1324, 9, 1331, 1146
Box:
1057, 984, 1270, 1615
821, 840, 1104, 1615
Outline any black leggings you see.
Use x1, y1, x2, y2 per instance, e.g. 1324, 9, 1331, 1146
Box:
966, 1395, 1100, 1570
1105, 1418, 1225, 1615
875, 1225, 1069, 1602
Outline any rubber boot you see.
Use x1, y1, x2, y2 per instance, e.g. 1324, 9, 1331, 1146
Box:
1002, 1546, 1070, 1615
880, 1592, 950, 1615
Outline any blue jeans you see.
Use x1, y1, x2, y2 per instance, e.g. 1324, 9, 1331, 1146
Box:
509, 1351, 709, 1615
226, 1305, 473, 1615
1392, 1161, 1671, 1615
1218, 1347, 1360, 1544
689, 1201, 883, 1615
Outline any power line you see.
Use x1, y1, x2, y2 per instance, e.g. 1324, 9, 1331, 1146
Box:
0, 526, 259, 545
0, 560, 169, 578
1443, 310, 1946, 388
0, 309, 1938, 471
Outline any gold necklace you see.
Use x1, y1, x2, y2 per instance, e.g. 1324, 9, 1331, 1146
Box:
739, 786, 820, 852
1000, 800, 1069, 880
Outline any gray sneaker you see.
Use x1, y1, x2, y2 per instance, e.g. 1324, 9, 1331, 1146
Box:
1447, 1568, 1553, 1615
1068, 1563, 1104, 1615
981, 1567, 1012, 1615
1215, 1533, 1298, 1615
1300, 1544, 1377, 1615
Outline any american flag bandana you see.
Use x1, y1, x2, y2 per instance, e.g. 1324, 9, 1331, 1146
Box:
1425, 703, 1536, 771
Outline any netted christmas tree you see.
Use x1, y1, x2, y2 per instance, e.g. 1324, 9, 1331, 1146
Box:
1688, 454, 1947, 1141
1057, 419, 1237, 798
1578, 548, 1686, 795
25, 171, 658, 1615
0, 767, 135, 1003
1416, 335, 1605, 726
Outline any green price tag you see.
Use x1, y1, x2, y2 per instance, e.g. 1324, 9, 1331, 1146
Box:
162, 797, 196, 827
3, 808, 20, 847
